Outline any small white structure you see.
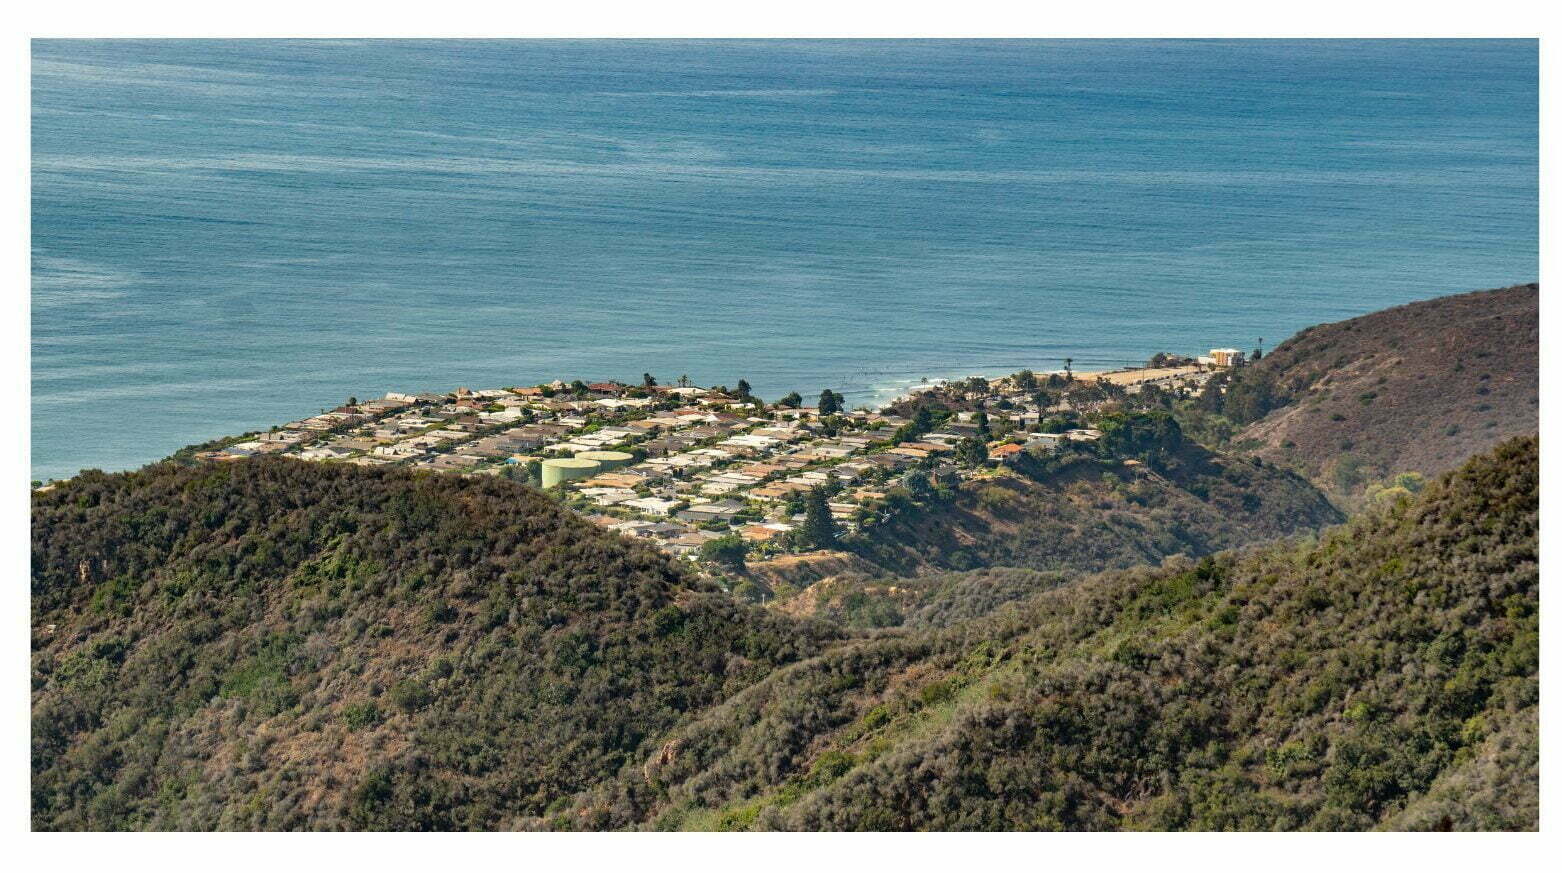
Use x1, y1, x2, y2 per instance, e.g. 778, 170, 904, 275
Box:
1197, 348, 1246, 368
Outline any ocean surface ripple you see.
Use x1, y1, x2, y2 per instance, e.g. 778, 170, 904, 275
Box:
31, 39, 1538, 480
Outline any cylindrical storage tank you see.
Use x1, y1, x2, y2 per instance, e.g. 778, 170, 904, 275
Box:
541, 457, 601, 488
576, 450, 633, 472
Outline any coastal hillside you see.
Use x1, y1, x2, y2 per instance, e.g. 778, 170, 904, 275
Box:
591, 437, 1537, 831
30, 459, 837, 830
31, 439, 1537, 831
771, 566, 1070, 630
847, 441, 1342, 576
1203, 283, 1537, 500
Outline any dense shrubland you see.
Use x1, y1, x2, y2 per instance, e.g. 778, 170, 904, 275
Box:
850, 440, 1341, 575
560, 437, 1538, 830
1187, 283, 1537, 501
31, 460, 837, 830
31, 436, 1537, 831
771, 567, 1070, 630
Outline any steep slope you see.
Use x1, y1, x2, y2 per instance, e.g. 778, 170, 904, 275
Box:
591, 437, 1536, 831
1214, 283, 1537, 498
773, 567, 1070, 630
31, 459, 838, 830
850, 443, 1343, 576
30, 436, 1538, 832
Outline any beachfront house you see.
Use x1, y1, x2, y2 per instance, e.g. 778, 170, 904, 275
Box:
1197, 348, 1246, 368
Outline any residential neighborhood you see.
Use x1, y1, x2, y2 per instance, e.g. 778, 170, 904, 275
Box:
186, 352, 1233, 572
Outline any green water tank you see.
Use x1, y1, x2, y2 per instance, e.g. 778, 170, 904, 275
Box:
540, 457, 601, 488
575, 450, 634, 472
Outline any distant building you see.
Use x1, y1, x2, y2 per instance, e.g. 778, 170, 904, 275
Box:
622, 497, 680, 516
1198, 348, 1246, 368
1026, 432, 1065, 450
676, 499, 745, 524
988, 443, 1025, 462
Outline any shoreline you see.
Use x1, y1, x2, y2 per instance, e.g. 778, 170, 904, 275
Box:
32, 357, 1213, 486
30, 357, 1222, 571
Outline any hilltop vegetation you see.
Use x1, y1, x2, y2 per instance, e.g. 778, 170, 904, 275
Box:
31, 460, 836, 830
1192, 283, 1537, 501
589, 437, 1538, 831
772, 567, 1070, 630
847, 440, 1342, 576
32, 437, 1537, 830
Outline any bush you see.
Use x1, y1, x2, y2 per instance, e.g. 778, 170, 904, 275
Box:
343, 701, 380, 730
699, 534, 749, 569
389, 679, 432, 713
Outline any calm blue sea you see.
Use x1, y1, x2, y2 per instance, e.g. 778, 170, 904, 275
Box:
31, 40, 1537, 482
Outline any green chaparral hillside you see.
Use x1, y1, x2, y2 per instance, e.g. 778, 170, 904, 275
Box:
32, 437, 1538, 831
30, 459, 838, 830
561, 436, 1537, 831
845, 436, 1343, 577
771, 566, 1073, 631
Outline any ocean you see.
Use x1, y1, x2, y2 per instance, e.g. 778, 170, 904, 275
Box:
31, 39, 1538, 482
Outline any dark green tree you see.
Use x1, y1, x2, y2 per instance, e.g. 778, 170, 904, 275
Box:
801, 487, 838, 550
818, 389, 843, 416
1099, 411, 1184, 460
1222, 372, 1280, 425
1195, 371, 1228, 413
699, 534, 749, 570
958, 436, 989, 467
